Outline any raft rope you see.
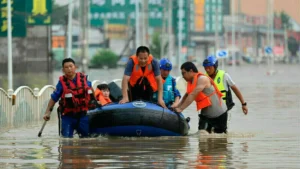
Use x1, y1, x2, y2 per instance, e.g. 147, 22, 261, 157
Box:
159, 107, 165, 125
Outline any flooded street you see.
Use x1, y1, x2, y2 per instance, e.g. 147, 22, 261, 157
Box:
1, 64, 300, 168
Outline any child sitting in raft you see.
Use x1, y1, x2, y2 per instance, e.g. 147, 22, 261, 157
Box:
95, 83, 112, 106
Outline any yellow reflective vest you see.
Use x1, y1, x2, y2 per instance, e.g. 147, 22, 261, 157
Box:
209, 70, 235, 110
213, 70, 227, 101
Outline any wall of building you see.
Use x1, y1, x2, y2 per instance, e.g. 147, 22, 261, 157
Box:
0, 26, 52, 89
235, 0, 300, 24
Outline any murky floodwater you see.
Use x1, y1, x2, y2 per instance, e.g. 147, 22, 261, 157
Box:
1, 64, 300, 168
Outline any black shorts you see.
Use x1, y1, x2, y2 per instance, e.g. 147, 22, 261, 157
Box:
198, 112, 228, 133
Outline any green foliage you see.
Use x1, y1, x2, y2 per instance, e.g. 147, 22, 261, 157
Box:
288, 37, 299, 55
90, 49, 118, 68
149, 32, 168, 59
280, 11, 292, 29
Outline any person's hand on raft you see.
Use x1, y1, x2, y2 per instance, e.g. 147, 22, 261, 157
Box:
119, 97, 129, 104
174, 107, 183, 114
158, 98, 167, 108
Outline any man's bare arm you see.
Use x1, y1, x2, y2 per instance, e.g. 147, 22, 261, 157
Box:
175, 93, 188, 108
178, 76, 210, 110
231, 85, 248, 115
43, 99, 56, 121
155, 76, 163, 101
155, 75, 167, 108
231, 85, 245, 104
119, 75, 130, 103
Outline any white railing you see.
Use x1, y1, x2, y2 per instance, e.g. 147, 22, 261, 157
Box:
11, 86, 37, 128
92, 79, 122, 89
92, 80, 102, 89
111, 79, 122, 88
0, 88, 12, 129
0, 85, 58, 130
0, 78, 186, 130
36, 85, 58, 122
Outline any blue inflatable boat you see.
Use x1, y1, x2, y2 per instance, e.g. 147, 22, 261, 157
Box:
88, 101, 190, 137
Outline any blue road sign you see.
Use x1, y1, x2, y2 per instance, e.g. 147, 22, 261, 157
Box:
216, 50, 228, 58
264, 46, 273, 54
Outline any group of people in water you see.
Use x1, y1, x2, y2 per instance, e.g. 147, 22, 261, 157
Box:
43, 46, 248, 138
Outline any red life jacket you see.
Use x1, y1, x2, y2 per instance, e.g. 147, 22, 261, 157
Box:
59, 72, 94, 115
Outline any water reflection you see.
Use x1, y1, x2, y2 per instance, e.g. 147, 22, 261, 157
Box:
58, 139, 93, 168
186, 134, 250, 169
57, 136, 190, 169
192, 137, 229, 168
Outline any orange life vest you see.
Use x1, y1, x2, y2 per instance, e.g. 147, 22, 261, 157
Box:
187, 72, 223, 111
59, 72, 94, 115
94, 88, 112, 105
161, 77, 166, 84
129, 55, 158, 92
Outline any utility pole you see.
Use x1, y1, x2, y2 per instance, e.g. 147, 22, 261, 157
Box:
223, 30, 228, 70
141, 0, 145, 45
135, 0, 140, 48
266, 0, 274, 74
160, 0, 167, 59
81, 0, 89, 73
67, 0, 73, 58
7, 0, 13, 91
238, 0, 242, 60
168, 0, 173, 61
186, 0, 191, 55
177, 0, 183, 70
284, 25, 288, 59
103, 18, 108, 46
270, 0, 274, 73
214, 4, 219, 52
64, 15, 68, 58
141, 0, 148, 46
145, 0, 149, 46
231, 0, 236, 68
215, 2, 223, 69
267, 0, 270, 45
126, 16, 131, 54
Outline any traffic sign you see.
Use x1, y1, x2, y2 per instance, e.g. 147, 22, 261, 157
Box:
26, 0, 52, 25
90, 0, 163, 28
216, 49, 228, 58
264, 46, 273, 54
0, 0, 26, 37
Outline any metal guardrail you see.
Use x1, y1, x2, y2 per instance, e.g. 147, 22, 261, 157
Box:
0, 85, 59, 130
92, 80, 102, 89
0, 88, 12, 129
0, 78, 186, 130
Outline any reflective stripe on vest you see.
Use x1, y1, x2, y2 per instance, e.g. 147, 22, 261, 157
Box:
214, 70, 226, 100
59, 72, 91, 114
